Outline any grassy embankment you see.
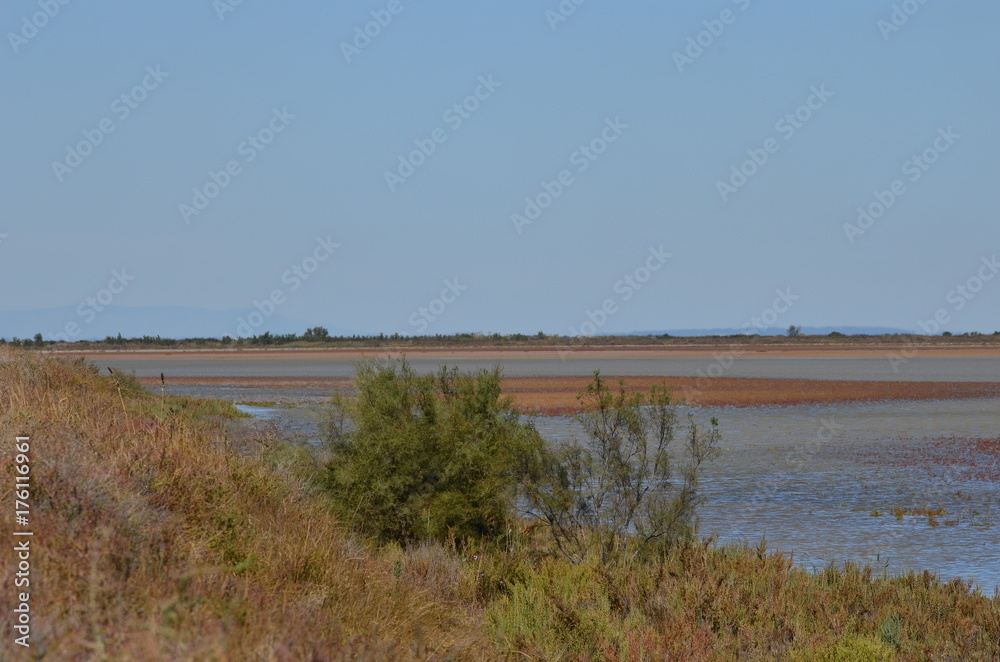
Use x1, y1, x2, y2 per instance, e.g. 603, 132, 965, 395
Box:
1, 348, 997, 660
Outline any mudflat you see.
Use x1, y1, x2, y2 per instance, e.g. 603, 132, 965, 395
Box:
126, 374, 1000, 413
59, 345, 1000, 413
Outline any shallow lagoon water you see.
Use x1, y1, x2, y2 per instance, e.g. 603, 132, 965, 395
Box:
537, 398, 1000, 591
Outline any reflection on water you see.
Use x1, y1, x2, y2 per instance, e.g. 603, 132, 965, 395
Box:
235, 404, 281, 419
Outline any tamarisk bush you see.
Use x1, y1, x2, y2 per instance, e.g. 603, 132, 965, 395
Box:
523, 372, 721, 563
322, 359, 544, 545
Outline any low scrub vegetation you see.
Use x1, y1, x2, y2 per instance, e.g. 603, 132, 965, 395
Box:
320, 362, 719, 565
1, 348, 997, 660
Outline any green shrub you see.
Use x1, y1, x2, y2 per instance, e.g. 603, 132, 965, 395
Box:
788, 636, 895, 661
321, 359, 543, 544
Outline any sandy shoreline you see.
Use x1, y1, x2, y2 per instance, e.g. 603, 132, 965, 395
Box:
138, 374, 1000, 414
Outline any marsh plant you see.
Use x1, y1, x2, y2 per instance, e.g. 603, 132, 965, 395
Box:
522, 372, 721, 564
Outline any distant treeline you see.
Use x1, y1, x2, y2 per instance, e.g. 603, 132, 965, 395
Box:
3, 326, 1000, 349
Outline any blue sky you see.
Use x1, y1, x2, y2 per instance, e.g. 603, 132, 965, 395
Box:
1, 0, 998, 337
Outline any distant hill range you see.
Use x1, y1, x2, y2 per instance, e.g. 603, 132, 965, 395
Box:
625, 326, 917, 337
0, 306, 349, 341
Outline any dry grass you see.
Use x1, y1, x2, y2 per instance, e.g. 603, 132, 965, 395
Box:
0, 349, 486, 660
1, 348, 998, 660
